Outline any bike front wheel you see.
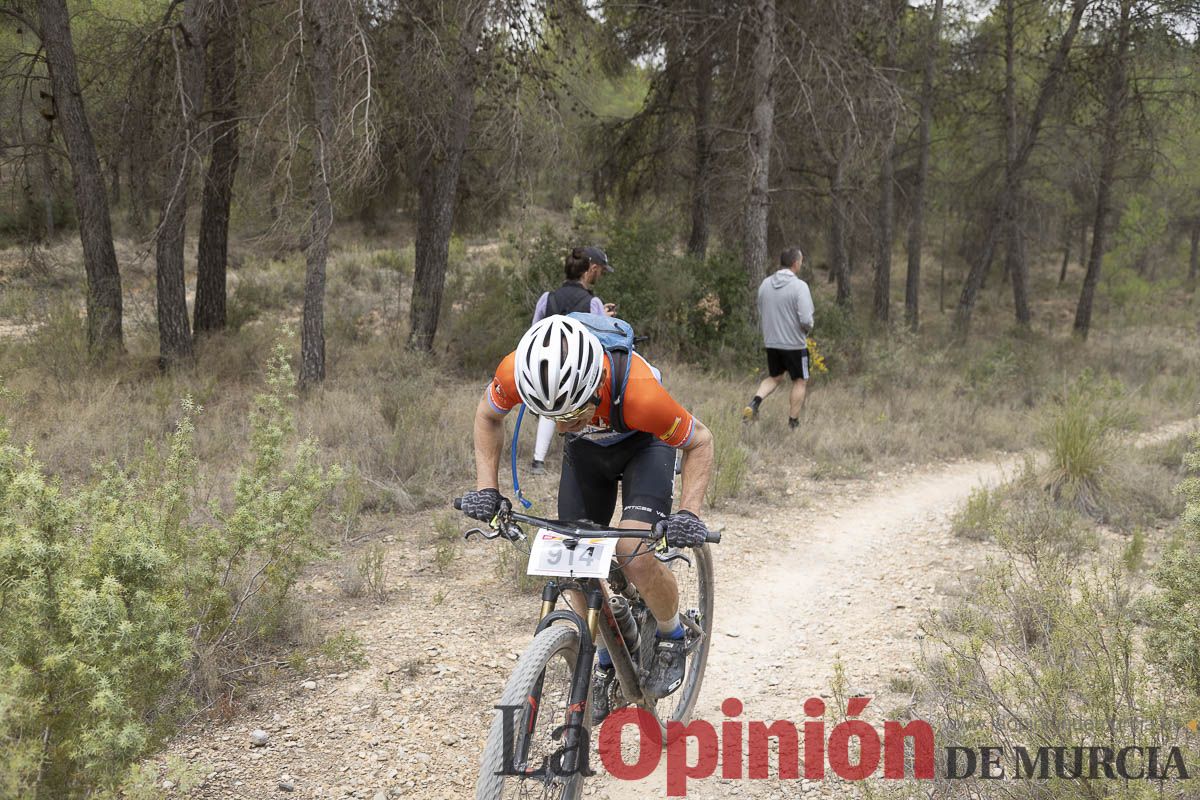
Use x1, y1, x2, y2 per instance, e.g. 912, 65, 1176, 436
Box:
476, 624, 588, 800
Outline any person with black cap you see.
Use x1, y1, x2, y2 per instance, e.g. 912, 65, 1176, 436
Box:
529, 246, 617, 474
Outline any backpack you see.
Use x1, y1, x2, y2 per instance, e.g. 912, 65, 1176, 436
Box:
567, 312, 636, 433
544, 282, 594, 316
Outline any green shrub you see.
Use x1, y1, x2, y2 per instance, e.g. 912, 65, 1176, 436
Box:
17, 301, 89, 388
1145, 433, 1200, 695
0, 428, 190, 797
924, 518, 1172, 799
0, 343, 340, 798
809, 300, 866, 375
961, 340, 1019, 396
1042, 371, 1135, 518
951, 484, 1004, 540
445, 221, 758, 370
318, 631, 367, 669
341, 543, 388, 601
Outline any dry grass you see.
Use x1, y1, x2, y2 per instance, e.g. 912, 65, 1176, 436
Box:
1, 234, 1198, 522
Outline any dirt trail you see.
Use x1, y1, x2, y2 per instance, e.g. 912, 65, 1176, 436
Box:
594, 456, 1017, 799
160, 420, 1195, 800
595, 418, 1198, 799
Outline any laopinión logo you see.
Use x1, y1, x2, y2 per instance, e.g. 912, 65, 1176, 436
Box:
496, 697, 1196, 796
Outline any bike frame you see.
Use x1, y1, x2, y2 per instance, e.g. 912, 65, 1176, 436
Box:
459, 504, 719, 783
465, 513, 660, 780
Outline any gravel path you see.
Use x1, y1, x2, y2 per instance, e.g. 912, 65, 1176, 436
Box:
161, 418, 1196, 799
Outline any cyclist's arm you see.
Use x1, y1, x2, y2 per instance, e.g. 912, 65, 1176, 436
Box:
677, 421, 714, 514
473, 389, 507, 490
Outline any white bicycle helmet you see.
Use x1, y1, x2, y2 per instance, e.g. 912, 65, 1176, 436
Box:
515, 316, 605, 416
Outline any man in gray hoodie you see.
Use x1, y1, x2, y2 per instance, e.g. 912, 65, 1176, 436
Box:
744, 247, 814, 429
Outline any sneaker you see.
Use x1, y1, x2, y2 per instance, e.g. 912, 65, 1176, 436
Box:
742, 405, 759, 423
591, 665, 616, 725
530, 459, 545, 475
788, 418, 799, 430
645, 638, 686, 698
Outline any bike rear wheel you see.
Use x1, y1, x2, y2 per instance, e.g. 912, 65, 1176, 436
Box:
476, 624, 588, 800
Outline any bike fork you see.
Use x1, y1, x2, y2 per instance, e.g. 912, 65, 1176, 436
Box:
522, 583, 601, 780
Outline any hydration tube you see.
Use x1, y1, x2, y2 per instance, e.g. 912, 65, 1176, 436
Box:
510, 406, 533, 509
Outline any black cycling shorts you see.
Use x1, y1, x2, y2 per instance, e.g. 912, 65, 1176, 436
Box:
766, 347, 810, 381
558, 432, 675, 526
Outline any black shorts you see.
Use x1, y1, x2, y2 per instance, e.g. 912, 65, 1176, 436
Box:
766, 348, 810, 381
558, 432, 675, 526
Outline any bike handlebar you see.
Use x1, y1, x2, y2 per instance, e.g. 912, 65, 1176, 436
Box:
452, 497, 721, 545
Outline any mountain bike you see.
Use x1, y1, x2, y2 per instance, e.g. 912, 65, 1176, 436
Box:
452, 498, 720, 800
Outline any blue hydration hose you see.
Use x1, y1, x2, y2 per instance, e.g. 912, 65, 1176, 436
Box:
511, 406, 533, 509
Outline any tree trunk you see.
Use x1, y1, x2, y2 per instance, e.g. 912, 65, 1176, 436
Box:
905, 0, 942, 331
1189, 220, 1199, 285
687, 46, 714, 259
953, 209, 1001, 335
407, 7, 486, 352
299, 0, 335, 388
872, 0, 904, 325
873, 152, 894, 324
41, 116, 57, 238
1075, 0, 1132, 338
154, 0, 209, 367
954, 0, 1087, 337
830, 158, 851, 307
1059, 224, 1071, 283
1079, 220, 1088, 276
194, 0, 241, 335
37, 0, 123, 353
1002, 0, 1031, 327
742, 0, 776, 300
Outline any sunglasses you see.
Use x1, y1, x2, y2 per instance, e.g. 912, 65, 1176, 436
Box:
542, 397, 599, 424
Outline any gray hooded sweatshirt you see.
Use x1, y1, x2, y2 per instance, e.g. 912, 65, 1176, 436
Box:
757, 269, 814, 350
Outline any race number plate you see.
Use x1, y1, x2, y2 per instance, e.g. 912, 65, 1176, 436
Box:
526, 529, 617, 579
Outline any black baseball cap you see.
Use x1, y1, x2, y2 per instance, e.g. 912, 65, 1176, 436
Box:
580, 246, 614, 273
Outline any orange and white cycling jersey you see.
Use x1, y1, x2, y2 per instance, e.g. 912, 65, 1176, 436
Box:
487, 351, 697, 448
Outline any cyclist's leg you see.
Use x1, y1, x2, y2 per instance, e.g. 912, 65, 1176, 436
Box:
616, 441, 678, 627
557, 437, 619, 617
620, 440, 690, 697
557, 437, 619, 524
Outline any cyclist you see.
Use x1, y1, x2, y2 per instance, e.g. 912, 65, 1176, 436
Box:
529, 246, 617, 475
458, 315, 716, 720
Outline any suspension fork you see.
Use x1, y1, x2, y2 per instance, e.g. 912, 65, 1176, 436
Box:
513, 581, 562, 773
525, 582, 602, 780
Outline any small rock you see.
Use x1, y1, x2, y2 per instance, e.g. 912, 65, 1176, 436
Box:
162, 779, 175, 790
250, 729, 270, 747
441, 734, 458, 746
278, 779, 295, 792
726, 631, 740, 638
303, 680, 318, 691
